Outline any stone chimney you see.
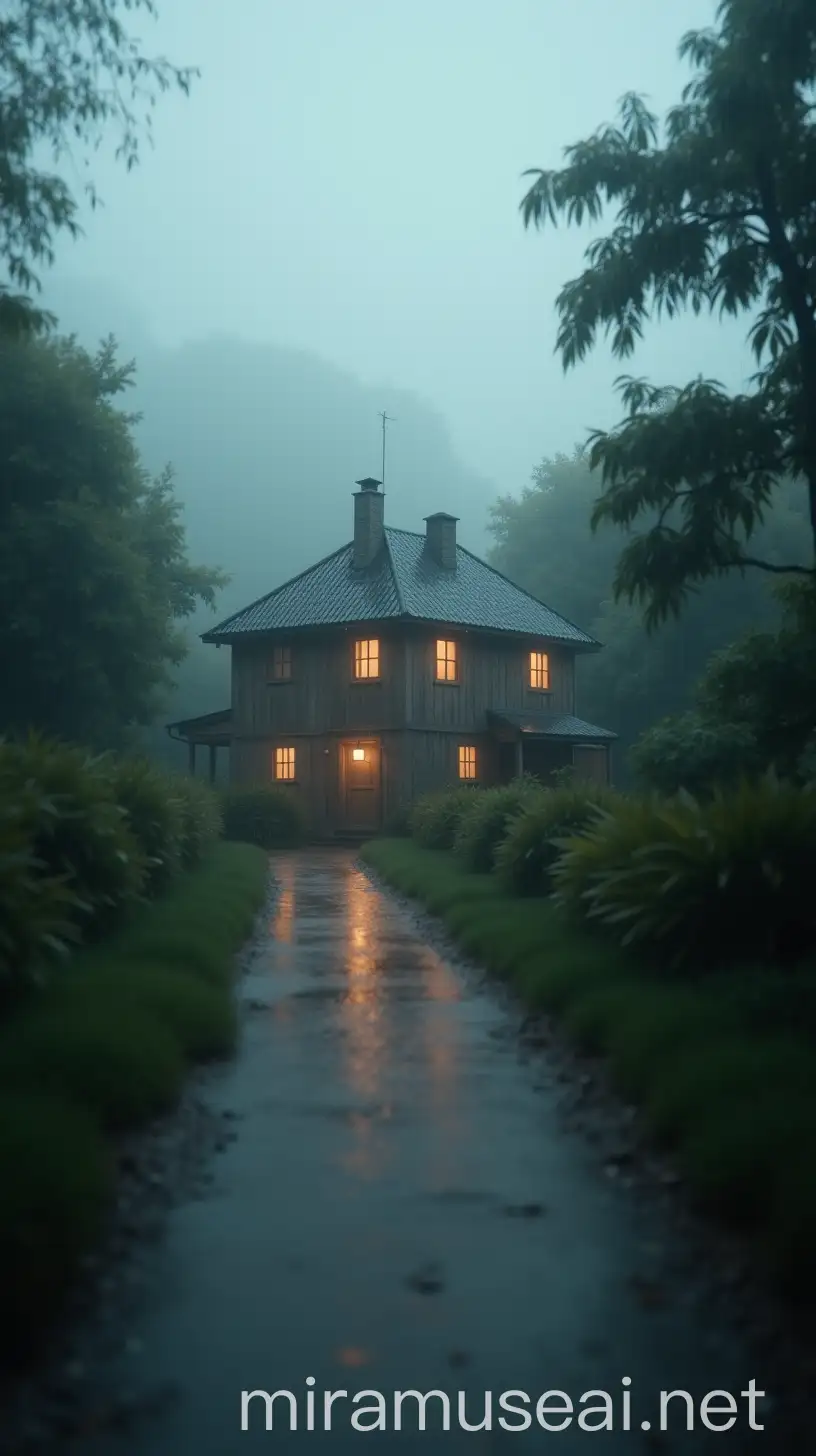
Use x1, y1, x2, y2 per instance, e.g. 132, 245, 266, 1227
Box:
352, 477, 384, 569
424, 512, 458, 570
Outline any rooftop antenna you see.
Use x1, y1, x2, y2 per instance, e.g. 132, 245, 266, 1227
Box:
378, 410, 396, 486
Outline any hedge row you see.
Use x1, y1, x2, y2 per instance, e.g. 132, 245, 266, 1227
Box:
0, 735, 223, 1001
0, 840, 269, 1365
220, 784, 306, 848
406, 773, 816, 971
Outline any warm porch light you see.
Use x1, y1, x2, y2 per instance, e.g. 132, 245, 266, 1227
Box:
352, 747, 366, 762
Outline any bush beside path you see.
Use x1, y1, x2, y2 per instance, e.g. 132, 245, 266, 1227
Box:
361, 778, 816, 1307
0, 737, 271, 1366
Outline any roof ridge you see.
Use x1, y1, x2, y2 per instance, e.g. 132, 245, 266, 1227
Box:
455, 542, 598, 646
202, 540, 353, 639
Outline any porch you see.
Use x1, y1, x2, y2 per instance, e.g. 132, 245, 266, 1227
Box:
487, 709, 617, 786
166, 707, 232, 783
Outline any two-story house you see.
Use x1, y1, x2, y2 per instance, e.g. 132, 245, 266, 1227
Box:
168, 478, 616, 835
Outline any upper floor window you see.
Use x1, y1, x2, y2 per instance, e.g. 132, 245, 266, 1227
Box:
268, 645, 292, 682
274, 746, 296, 781
458, 744, 477, 780
529, 650, 550, 691
435, 638, 457, 682
353, 638, 380, 679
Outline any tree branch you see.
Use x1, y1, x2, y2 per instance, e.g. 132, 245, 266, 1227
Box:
732, 555, 814, 575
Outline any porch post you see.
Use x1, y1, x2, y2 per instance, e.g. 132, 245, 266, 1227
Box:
188, 740, 196, 776
208, 744, 217, 785
514, 738, 524, 778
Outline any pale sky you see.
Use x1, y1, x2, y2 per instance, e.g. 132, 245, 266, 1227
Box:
50, 0, 749, 494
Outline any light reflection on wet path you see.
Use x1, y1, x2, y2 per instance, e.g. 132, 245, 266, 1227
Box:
76, 850, 767, 1453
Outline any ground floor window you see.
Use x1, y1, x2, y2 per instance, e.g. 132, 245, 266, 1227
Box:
458, 744, 477, 779
275, 745, 296, 780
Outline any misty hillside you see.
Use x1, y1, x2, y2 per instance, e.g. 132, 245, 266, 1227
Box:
48, 277, 499, 742
51, 278, 498, 614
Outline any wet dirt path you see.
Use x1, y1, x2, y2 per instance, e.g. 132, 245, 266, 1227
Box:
59, 849, 775, 1452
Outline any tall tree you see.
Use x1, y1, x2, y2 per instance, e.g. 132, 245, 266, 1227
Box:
488, 450, 807, 767
0, 332, 225, 746
0, 0, 195, 335
520, 0, 816, 625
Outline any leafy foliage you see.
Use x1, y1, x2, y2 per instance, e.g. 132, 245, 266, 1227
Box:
521, 0, 816, 624
0, 736, 146, 941
0, 332, 226, 746
0, 0, 196, 335
552, 776, 816, 970
453, 780, 544, 873
172, 776, 223, 866
111, 757, 185, 893
487, 451, 804, 771
494, 784, 618, 896
0, 782, 84, 999
0, 739, 225, 996
220, 786, 306, 849
630, 713, 763, 796
632, 578, 816, 791
408, 786, 480, 850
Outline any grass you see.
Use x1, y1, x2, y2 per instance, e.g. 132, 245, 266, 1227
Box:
361, 838, 816, 1300
0, 840, 268, 1364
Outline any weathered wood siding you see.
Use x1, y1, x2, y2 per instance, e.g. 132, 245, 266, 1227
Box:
231, 627, 407, 739
572, 744, 610, 785
403, 628, 574, 729
229, 622, 584, 825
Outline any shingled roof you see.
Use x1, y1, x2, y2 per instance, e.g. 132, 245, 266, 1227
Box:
203, 528, 598, 648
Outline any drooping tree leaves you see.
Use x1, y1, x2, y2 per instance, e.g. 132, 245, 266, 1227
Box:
0, 0, 196, 335
521, 0, 816, 624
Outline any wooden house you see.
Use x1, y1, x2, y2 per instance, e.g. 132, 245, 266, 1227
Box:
168, 478, 616, 836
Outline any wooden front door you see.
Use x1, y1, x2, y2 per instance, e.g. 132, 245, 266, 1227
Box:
340, 739, 381, 831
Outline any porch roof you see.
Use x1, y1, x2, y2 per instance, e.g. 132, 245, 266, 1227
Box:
487, 709, 617, 743
166, 707, 233, 747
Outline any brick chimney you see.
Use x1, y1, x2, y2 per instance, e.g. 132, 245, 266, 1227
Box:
352, 477, 384, 568
424, 512, 458, 570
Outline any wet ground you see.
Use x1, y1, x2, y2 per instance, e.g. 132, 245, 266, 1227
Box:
10, 850, 795, 1451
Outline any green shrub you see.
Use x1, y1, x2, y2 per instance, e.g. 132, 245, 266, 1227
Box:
59, 961, 237, 1061
0, 1092, 110, 1363
552, 775, 816, 970
630, 711, 763, 797
408, 786, 481, 849
0, 781, 85, 999
453, 779, 544, 872
495, 784, 617, 896
0, 1002, 185, 1131
0, 736, 147, 941
111, 757, 186, 893
221, 785, 306, 847
172, 774, 223, 865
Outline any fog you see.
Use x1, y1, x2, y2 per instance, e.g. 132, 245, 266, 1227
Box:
48, 0, 747, 523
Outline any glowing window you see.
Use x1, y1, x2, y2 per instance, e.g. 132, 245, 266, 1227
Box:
529, 651, 550, 690
275, 746, 295, 781
354, 639, 380, 679
352, 747, 366, 762
269, 645, 292, 681
435, 638, 457, 682
458, 745, 476, 780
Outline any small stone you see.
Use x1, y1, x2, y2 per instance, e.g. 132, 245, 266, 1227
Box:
447, 1350, 471, 1368
405, 1262, 445, 1295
